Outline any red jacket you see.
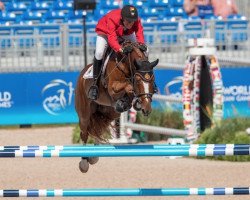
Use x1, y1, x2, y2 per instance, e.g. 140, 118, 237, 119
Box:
95, 9, 145, 52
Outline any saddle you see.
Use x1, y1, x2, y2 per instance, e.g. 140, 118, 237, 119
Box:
99, 46, 115, 88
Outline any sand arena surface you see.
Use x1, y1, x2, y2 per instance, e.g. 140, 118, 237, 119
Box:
0, 126, 250, 200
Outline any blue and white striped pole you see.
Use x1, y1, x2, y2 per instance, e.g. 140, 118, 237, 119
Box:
0, 144, 249, 157
0, 188, 249, 197
1, 144, 249, 151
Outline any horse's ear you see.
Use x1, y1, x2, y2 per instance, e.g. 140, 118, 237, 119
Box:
150, 59, 159, 69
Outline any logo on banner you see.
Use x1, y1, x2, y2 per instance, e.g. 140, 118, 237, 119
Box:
164, 76, 183, 109
224, 85, 250, 102
0, 91, 13, 108
42, 79, 74, 115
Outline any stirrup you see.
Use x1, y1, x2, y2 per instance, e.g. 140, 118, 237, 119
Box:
88, 85, 99, 100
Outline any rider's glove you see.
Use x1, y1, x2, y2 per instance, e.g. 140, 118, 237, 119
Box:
138, 43, 147, 52
121, 45, 133, 55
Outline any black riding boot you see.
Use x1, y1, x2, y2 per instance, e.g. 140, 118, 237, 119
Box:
88, 58, 103, 100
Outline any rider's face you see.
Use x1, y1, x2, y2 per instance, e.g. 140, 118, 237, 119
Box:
123, 19, 134, 29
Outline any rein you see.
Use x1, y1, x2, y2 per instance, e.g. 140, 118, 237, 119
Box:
107, 42, 154, 101
115, 55, 131, 79
104, 54, 128, 80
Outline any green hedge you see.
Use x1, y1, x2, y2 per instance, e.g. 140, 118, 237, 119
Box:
196, 118, 250, 161
72, 110, 184, 143
136, 110, 184, 141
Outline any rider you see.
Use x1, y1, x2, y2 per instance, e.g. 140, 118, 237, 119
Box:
88, 5, 148, 100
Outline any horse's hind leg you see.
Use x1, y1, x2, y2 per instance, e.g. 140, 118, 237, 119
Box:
79, 119, 99, 173
87, 139, 99, 165
78, 119, 90, 173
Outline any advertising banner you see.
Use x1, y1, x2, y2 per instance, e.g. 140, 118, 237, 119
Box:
222, 68, 250, 118
0, 72, 78, 125
0, 68, 249, 125
155, 68, 250, 118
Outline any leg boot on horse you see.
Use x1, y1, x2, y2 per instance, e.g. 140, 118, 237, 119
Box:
115, 95, 132, 113
88, 57, 103, 100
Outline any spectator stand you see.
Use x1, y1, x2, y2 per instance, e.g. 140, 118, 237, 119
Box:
29, 2, 51, 15
227, 14, 248, 48
0, 0, 249, 72
6, 2, 28, 18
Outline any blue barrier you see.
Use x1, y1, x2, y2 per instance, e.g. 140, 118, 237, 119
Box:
0, 144, 249, 157
0, 187, 249, 197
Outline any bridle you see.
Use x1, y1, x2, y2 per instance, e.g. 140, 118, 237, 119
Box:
115, 41, 155, 103
133, 69, 155, 104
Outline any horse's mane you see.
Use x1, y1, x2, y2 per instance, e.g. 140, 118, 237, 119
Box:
121, 41, 144, 57
121, 41, 153, 73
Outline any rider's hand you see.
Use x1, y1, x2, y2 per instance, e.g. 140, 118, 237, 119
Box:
121, 46, 133, 55
138, 43, 147, 52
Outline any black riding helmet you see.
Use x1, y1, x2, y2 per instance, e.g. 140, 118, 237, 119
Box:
121, 5, 138, 22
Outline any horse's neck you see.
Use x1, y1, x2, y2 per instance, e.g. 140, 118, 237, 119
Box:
119, 59, 134, 77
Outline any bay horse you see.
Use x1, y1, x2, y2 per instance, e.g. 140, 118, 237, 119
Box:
75, 41, 159, 173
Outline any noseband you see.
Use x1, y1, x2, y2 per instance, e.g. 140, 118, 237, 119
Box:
133, 70, 154, 103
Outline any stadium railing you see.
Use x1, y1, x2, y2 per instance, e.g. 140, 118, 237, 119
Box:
0, 19, 249, 72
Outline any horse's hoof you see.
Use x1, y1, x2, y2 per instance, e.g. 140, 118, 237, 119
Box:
79, 159, 89, 173
88, 157, 99, 165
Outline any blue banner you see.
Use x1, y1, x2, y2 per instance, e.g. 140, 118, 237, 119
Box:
0, 72, 78, 125
0, 67, 249, 125
155, 68, 250, 118
222, 68, 250, 118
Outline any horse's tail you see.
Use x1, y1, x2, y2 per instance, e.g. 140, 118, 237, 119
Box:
87, 109, 114, 142
76, 65, 117, 142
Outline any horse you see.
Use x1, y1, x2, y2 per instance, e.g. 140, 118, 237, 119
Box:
75, 41, 159, 173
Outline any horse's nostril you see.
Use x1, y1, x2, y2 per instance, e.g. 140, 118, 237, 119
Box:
142, 109, 150, 116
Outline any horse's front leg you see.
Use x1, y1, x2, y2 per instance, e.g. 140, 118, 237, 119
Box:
111, 81, 134, 100
109, 81, 134, 112
124, 84, 134, 99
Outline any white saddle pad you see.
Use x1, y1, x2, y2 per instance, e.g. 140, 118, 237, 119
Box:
82, 51, 112, 79
83, 64, 93, 79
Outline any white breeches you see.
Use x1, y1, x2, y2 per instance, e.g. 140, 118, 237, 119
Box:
94, 34, 148, 60
95, 35, 109, 60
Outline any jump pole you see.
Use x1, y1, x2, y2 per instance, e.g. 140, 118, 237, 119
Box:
0, 187, 249, 197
